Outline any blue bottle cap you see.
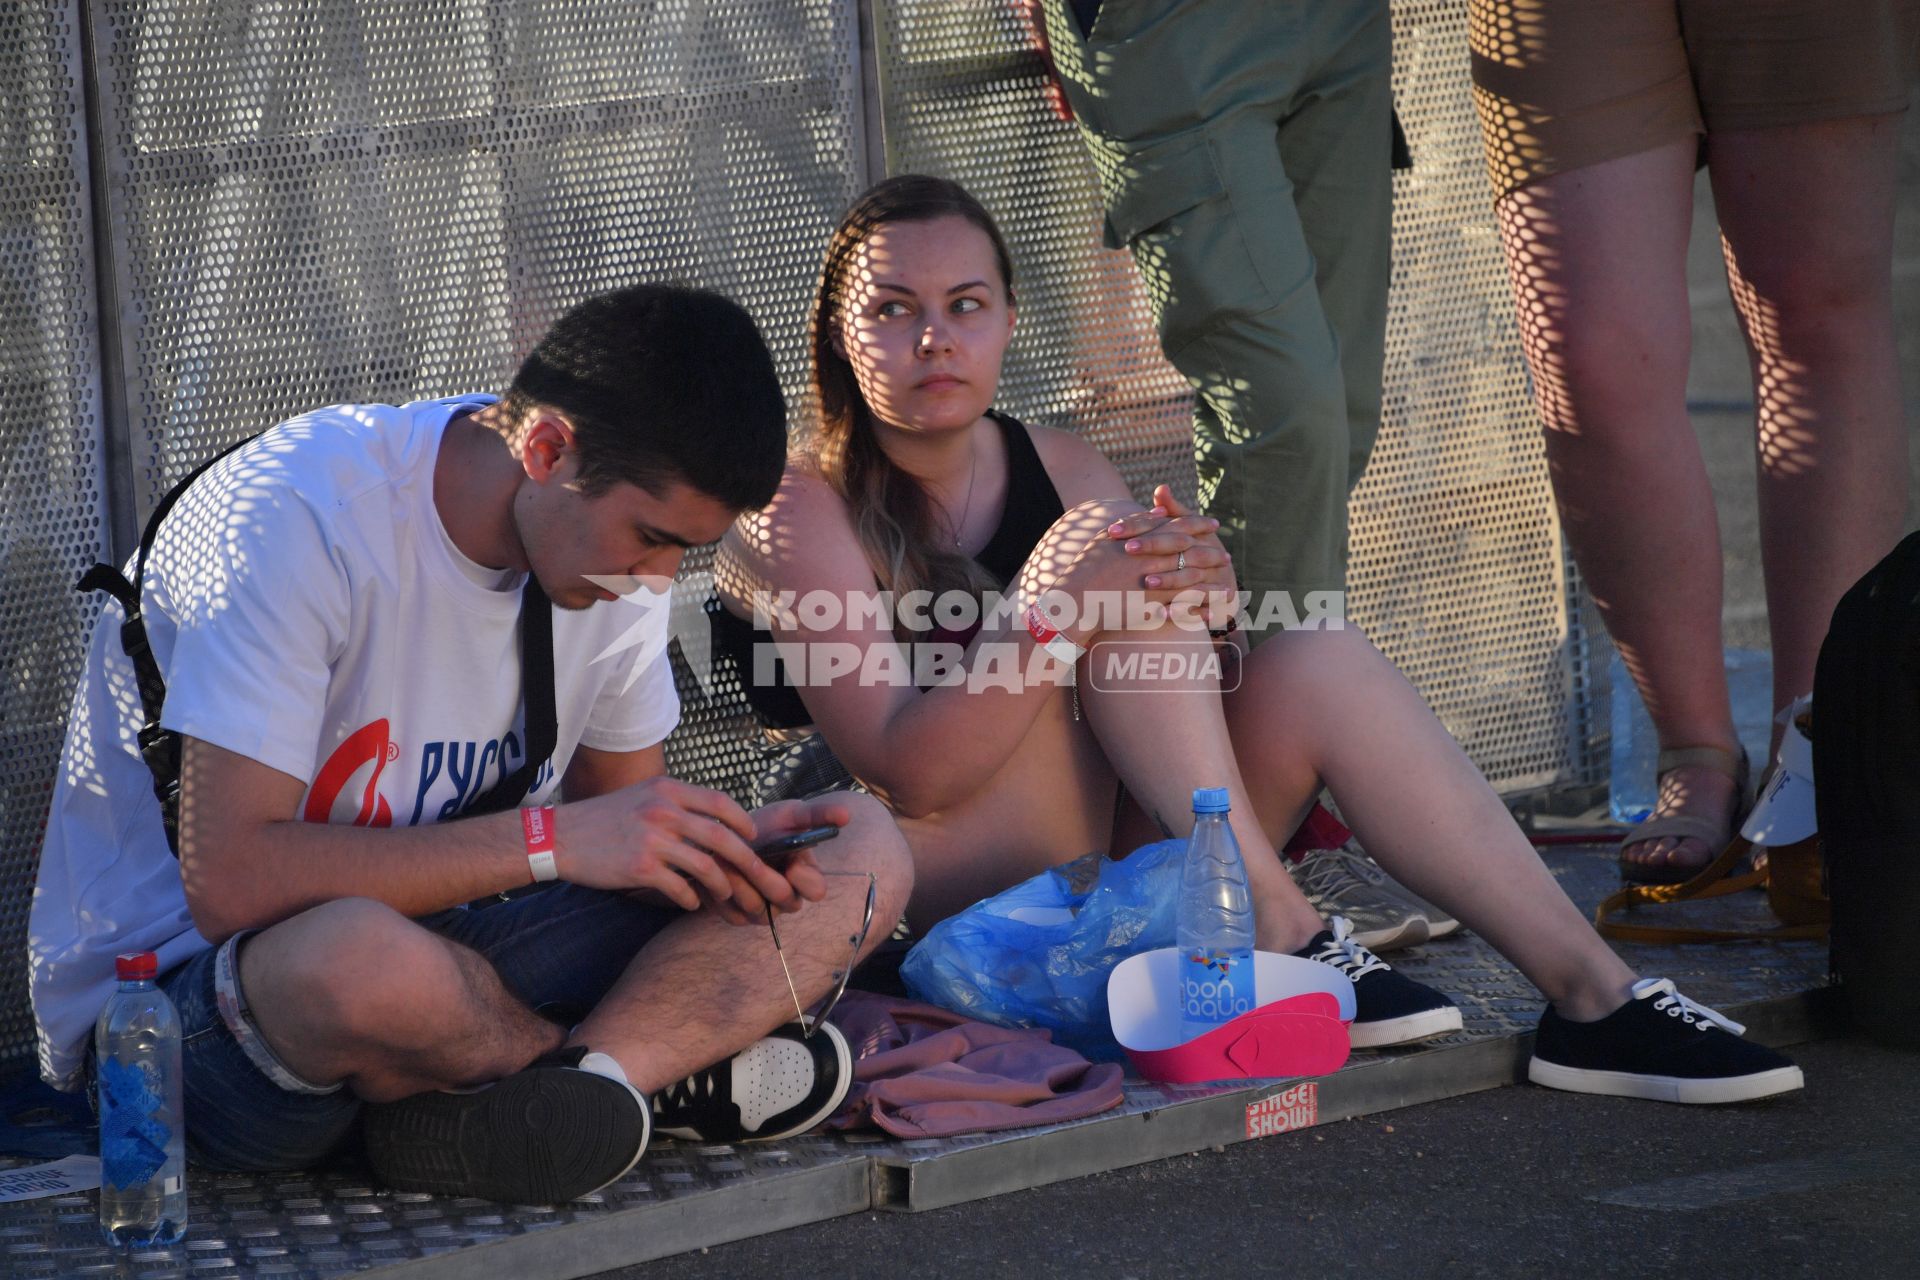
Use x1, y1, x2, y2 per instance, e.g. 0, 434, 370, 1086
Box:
1191, 787, 1231, 814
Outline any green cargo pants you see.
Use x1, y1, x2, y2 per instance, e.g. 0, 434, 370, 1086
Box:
1043, 0, 1394, 627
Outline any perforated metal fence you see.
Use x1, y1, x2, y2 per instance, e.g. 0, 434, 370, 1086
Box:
1359, 5, 1603, 791
0, 0, 1598, 1074
0, 3, 109, 1073
88, 0, 865, 524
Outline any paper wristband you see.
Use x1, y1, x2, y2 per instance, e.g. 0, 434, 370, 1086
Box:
521, 805, 559, 882
1024, 602, 1085, 665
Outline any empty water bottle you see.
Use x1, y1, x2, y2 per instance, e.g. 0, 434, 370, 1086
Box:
1176, 787, 1256, 1038
96, 951, 186, 1247
1608, 648, 1775, 823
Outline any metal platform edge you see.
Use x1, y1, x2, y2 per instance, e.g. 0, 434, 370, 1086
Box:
874, 984, 1843, 1213
370, 1159, 871, 1280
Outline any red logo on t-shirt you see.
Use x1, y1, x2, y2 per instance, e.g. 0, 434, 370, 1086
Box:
304, 718, 395, 827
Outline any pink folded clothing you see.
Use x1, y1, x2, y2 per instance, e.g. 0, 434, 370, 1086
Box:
826, 991, 1125, 1139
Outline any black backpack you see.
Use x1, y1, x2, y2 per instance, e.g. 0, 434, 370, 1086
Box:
1813, 530, 1920, 1050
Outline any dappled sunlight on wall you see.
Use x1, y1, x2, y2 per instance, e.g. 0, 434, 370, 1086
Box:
2, 2, 109, 1069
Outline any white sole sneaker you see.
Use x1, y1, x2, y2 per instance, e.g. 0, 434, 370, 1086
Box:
654, 1021, 854, 1143
749, 1021, 854, 1141
1290, 848, 1432, 954
1349, 1003, 1465, 1049
1350, 913, 1431, 953
365, 1051, 650, 1203
1527, 1057, 1805, 1104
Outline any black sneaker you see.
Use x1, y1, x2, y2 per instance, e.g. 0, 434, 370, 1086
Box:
1295, 916, 1464, 1048
364, 1047, 649, 1203
652, 1021, 853, 1143
1529, 978, 1805, 1104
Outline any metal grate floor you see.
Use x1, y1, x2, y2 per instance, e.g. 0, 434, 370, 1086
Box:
0, 846, 1832, 1278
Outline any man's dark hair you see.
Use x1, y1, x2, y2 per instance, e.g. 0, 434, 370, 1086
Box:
502, 284, 787, 509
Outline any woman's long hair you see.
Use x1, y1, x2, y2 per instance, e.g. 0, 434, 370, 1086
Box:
807, 175, 1016, 630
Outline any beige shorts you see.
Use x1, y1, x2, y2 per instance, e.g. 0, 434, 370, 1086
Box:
1470, 0, 1920, 198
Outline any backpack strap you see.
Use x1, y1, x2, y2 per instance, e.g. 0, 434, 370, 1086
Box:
75, 435, 259, 857
464, 575, 557, 817
78, 431, 559, 858
459, 576, 559, 909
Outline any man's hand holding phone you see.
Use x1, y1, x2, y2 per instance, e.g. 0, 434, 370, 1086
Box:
705, 798, 846, 926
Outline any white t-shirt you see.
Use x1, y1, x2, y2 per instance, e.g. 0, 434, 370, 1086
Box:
30, 397, 680, 1089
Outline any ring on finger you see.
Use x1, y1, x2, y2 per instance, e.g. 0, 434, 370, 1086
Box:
1175, 550, 1186, 573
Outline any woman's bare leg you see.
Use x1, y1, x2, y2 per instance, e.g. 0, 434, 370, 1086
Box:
896, 498, 1324, 949
894, 682, 1121, 931
1707, 114, 1909, 729
1221, 628, 1638, 1020
1076, 621, 1326, 953
1495, 139, 1741, 878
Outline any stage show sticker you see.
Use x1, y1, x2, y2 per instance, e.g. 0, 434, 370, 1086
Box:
1244, 1082, 1318, 1139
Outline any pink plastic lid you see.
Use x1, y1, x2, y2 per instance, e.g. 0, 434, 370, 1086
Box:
1108, 949, 1355, 1084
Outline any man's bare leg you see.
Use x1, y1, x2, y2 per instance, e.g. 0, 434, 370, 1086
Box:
238, 792, 908, 1098
238, 897, 567, 1103
568, 791, 912, 1092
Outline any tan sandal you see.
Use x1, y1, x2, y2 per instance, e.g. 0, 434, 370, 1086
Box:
1617, 745, 1750, 886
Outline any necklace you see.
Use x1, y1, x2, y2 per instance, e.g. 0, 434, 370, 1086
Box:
943, 430, 978, 550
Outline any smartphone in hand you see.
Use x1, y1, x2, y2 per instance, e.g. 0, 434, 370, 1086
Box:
750, 824, 840, 869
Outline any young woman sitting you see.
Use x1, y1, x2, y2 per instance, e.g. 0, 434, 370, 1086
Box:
714, 175, 1800, 1104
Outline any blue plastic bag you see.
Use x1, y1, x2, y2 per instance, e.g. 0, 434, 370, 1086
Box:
900, 840, 1184, 1060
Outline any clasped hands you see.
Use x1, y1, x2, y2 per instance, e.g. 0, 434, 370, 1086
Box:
1096, 483, 1240, 633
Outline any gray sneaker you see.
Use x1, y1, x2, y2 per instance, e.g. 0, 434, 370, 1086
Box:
1347, 840, 1460, 939
1324, 840, 1461, 939
1375, 858, 1461, 941
1289, 844, 1430, 952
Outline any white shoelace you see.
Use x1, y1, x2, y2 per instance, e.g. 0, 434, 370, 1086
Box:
1634, 977, 1747, 1036
1308, 916, 1389, 980
1293, 849, 1377, 900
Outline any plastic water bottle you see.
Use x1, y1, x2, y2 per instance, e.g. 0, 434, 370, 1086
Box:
95, 951, 186, 1248
1176, 787, 1256, 1037
1608, 648, 1775, 823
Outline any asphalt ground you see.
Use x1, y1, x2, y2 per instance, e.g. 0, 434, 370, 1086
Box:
604, 1035, 1918, 1280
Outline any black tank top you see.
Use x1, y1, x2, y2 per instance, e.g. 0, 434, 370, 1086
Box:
712, 411, 1066, 730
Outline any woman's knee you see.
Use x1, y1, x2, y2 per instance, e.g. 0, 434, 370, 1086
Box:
1013, 498, 1144, 603
1242, 626, 1388, 709
1728, 255, 1895, 366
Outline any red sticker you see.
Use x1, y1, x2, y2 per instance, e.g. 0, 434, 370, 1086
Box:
1244, 1082, 1318, 1139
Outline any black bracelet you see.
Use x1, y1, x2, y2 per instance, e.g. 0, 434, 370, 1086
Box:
1208, 614, 1239, 641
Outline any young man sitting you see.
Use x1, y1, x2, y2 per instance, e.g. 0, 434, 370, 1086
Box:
30, 285, 913, 1203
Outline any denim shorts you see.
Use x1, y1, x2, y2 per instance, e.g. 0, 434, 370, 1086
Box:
141, 885, 677, 1172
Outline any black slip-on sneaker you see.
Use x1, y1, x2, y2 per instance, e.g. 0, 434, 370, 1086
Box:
1295, 916, 1463, 1048
364, 1047, 649, 1202
652, 1020, 852, 1143
1529, 977, 1804, 1104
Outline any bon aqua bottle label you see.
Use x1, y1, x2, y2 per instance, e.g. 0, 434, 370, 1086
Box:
1181, 947, 1254, 1025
